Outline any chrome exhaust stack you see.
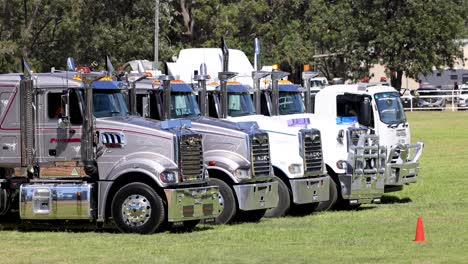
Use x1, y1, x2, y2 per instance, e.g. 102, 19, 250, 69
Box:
270, 68, 289, 116
194, 63, 209, 116
160, 75, 175, 120
219, 37, 238, 118
81, 73, 105, 176
126, 59, 147, 115
20, 58, 36, 177
301, 66, 320, 113
252, 38, 270, 114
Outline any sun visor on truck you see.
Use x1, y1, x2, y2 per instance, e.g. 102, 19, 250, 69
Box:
216, 84, 249, 93
160, 119, 192, 129
92, 81, 126, 90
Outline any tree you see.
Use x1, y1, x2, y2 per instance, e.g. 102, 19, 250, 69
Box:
339, 0, 466, 89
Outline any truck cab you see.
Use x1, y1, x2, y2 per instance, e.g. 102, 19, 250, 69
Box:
130, 78, 278, 224
261, 80, 387, 209
0, 69, 220, 233
313, 83, 424, 191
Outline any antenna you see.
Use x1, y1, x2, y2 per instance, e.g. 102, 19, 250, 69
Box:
67, 57, 76, 71
106, 55, 115, 77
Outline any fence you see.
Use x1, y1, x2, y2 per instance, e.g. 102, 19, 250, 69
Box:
401, 89, 468, 111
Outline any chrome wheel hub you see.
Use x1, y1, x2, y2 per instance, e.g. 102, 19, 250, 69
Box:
218, 192, 225, 213
122, 194, 152, 227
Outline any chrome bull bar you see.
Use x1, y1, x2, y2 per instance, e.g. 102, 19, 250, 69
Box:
385, 141, 424, 185
340, 134, 386, 204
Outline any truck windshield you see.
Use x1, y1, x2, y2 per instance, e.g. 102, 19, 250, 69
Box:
374, 92, 406, 124
279, 92, 305, 115
171, 92, 200, 118
93, 89, 130, 118
228, 92, 256, 117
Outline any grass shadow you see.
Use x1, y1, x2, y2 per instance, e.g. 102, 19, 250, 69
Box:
380, 195, 412, 204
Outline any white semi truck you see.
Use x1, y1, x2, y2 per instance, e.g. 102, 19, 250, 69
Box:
0, 60, 220, 233
311, 83, 424, 191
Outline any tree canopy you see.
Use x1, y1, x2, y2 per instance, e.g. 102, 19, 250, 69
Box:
0, 0, 466, 89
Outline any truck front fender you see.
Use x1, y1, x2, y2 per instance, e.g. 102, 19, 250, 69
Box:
204, 150, 250, 184
99, 152, 177, 187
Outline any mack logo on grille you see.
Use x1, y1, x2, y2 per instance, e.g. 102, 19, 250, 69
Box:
254, 155, 269, 162
307, 152, 322, 159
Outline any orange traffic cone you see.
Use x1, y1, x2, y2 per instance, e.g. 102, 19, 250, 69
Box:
413, 216, 425, 242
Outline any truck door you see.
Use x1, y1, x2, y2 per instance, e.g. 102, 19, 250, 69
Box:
37, 89, 83, 164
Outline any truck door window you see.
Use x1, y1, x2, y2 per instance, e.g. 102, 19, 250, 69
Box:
278, 92, 305, 115
48, 91, 83, 124
69, 89, 83, 125
171, 92, 200, 118
374, 92, 406, 125
47, 92, 62, 119
227, 93, 256, 117
336, 94, 374, 127
93, 89, 130, 118
260, 92, 270, 116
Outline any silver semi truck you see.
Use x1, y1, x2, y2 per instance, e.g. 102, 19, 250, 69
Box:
128, 75, 278, 224
0, 63, 220, 234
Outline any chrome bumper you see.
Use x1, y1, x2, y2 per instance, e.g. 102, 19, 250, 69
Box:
289, 175, 330, 204
385, 141, 424, 187
343, 135, 386, 204
233, 181, 278, 211
165, 185, 220, 222
339, 172, 385, 204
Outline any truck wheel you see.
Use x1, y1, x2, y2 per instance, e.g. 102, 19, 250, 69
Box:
264, 175, 291, 217
234, 209, 267, 223
208, 178, 237, 224
315, 178, 338, 212
111, 182, 165, 234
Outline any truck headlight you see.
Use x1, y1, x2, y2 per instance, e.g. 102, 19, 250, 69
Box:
336, 160, 347, 170
160, 170, 178, 183
288, 164, 302, 174
234, 168, 251, 179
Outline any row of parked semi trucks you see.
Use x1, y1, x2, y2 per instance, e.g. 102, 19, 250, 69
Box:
0, 39, 423, 234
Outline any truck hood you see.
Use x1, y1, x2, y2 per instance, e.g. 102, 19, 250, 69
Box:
96, 116, 175, 139
191, 116, 258, 136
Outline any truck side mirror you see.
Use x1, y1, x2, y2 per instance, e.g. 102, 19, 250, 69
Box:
58, 92, 70, 128
359, 96, 372, 127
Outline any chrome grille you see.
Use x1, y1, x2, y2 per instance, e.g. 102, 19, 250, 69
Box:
250, 133, 271, 176
301, 130, 323, 174
179, 134, 204, 182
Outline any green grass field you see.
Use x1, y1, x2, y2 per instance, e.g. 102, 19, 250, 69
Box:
1, 112, 467, 264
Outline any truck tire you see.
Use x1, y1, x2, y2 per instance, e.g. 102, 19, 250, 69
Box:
264, 175, 291, 217
111, 182, 165, 234
234, 209, 267, 223
208, 178, 237, 224
315, 178, 338, 212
